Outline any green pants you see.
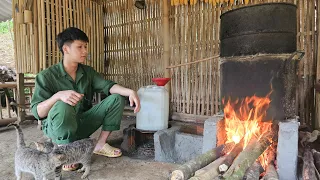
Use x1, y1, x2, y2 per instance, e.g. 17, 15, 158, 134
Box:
42, 94, 125, 144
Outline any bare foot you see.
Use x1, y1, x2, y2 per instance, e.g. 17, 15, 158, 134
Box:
63, 163, 79, 171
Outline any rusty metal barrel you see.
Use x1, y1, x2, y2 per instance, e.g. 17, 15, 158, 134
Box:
220, 3, 297, 57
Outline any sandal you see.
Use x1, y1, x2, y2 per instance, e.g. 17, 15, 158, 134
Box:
62, 163, 79, 171
93, 143, 122, 158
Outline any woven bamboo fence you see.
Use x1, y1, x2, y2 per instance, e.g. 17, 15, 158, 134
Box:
104, 0, 319, 125
10, 0, 320, 125
12, 0, 105, 74
103, 0, 164, 91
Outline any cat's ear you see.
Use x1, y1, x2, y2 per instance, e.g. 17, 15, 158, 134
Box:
53, 143, 59, 149
33, 142, 42, 150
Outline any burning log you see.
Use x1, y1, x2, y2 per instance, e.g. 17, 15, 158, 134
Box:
302, 147, 316, 180
243, 161, 263, 180
189, 156, 226, 180
222, 133, 272, 180
219, 138, 244, 173
170, 142, 234, 180
312, 149, 320, 174
262, 162, 278, 180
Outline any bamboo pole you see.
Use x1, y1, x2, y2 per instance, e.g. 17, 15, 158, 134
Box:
316, 0, 320, 129
51, 0, 56, 65
41, 0, 46, 69
163, 0, 171, 102
46, 0, 52, 67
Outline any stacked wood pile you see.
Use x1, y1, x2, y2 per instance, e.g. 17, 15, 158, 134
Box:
298, 127, 320, 179
169, 126, 320, 180
170, 132, 276, 180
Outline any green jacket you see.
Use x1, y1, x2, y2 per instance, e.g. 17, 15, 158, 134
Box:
31, 61, 116, 120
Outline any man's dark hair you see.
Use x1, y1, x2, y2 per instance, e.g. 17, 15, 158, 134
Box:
56, 27, 89, 55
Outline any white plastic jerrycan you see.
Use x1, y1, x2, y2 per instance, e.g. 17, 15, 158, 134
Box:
136, 78, 170, 131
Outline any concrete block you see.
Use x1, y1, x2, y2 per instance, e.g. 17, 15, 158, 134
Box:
154, 126, 180, 163
202, 115, 223, 153
277, 119, 299, 180
174, 132, 203, 163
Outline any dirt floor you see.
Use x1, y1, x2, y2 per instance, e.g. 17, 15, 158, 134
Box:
0, 116, 178, 180
0, 33, 15, 69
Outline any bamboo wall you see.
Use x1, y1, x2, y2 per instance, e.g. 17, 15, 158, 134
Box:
12, 0, 105, 74
11, 0, 320, 126
103, 1, 164, 91
104, 0, 320, 125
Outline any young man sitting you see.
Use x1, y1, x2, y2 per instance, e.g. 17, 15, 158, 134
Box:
31, 27, 140, 171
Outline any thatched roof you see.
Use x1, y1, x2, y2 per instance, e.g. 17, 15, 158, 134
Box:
0, 0, 12, 22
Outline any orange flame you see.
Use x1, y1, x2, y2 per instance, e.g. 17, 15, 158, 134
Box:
223, 91, 273, 168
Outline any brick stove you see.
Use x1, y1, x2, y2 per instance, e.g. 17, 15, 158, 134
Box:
123, 3, 302, 180
218, 3, 302, 180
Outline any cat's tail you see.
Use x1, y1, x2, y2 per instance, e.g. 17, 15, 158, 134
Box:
7, 123, 26, 148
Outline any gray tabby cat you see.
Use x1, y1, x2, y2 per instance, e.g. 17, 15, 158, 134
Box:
9, 123, 67, 180
35, 138, 95, 179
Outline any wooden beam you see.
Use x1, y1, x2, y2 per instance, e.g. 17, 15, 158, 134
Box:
0, 115, 36, 127
0, 82, 35, 89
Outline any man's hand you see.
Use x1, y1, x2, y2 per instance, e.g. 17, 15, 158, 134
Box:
129, 90, 140, 113
55, 90, 84, 106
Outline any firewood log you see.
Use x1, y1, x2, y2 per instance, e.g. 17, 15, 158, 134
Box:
312, 149, 320, 173
243, 161, 263, 180
170, 142, 234, 180
189, 156, 226, 180
299, 130, 320, 146
222, 133, 272, 180
262, 162, 279, 180
303, 147, 316, 180
219, 138, 244, 173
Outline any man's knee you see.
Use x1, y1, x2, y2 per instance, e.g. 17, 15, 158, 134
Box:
108, 94, 125, 108
50, 100, 76, 115
48, 101, 77, 130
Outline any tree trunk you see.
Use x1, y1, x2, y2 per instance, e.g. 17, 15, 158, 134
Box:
219, 138, 244, 173
170, 142, 234, 180
222, 133, 272, 180
189, 156, 226, 180
303, 147, 316, 180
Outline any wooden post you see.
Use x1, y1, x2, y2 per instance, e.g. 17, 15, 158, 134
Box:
162, 0, 171, 113
17, 73, 25, 124
315, 0, 320, 129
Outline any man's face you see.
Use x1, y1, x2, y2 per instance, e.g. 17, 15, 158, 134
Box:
63, 40, 88, 63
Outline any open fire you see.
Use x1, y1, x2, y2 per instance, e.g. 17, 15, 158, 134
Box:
169, 3, 300, 180
222, 91, 274, 169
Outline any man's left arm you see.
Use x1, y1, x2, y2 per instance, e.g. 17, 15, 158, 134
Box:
109, 84, 140, 113
90, 68, 140, 113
